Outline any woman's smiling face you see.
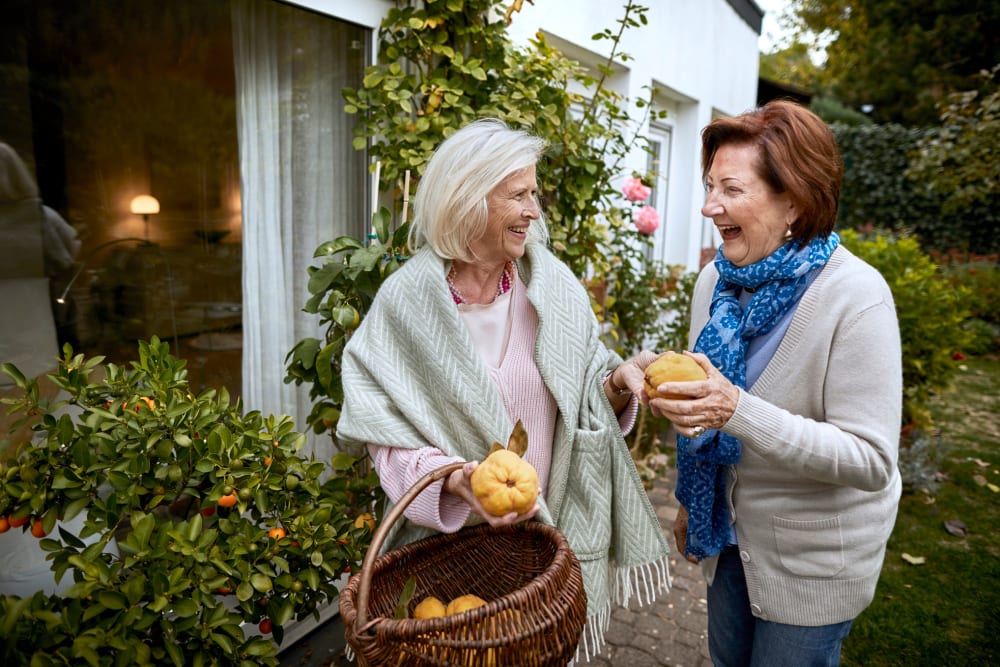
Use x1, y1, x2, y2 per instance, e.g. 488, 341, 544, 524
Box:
701, 143, 798, 267
469, 165, 539, 264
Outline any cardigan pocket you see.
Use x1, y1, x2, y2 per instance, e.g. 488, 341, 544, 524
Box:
559, 427, 613, 557
772, 515, 845, 578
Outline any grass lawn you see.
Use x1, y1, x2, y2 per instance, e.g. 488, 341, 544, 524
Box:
842, 353, 1000, 666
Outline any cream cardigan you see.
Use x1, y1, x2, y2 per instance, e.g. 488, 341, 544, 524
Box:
691, 245, 903, 626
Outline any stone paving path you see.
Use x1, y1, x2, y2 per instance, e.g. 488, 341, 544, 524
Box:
280, 463, 711, 667
586, 468, 712, 667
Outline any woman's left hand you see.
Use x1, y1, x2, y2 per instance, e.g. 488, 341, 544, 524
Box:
609, 350, 660, 395
647, 352, 740, 438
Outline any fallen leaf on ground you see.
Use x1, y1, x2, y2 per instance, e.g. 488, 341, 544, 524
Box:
973, 458, 990, 467
901, 553, 926, 565
988, 483, 999, 493
973, 474, 987, 486
943, 519, 968, 537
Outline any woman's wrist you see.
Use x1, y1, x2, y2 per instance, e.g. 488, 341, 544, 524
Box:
608, 367, 631, 395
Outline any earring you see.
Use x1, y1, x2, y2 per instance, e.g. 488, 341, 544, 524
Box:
784, 224, 794, 240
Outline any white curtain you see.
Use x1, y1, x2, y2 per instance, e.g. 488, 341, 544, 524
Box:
231, 0, 366, 459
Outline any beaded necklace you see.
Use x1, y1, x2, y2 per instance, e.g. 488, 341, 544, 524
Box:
447, 261, 513, 305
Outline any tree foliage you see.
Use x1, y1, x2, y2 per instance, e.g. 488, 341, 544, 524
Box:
759, 42, 823, 93
906, 65, 1000, 215
1, 339, 381, 666
786, 0, 1000, 125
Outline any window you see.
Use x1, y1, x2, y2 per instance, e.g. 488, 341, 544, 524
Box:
1, 0, 369, 411
646, 123, 673, 263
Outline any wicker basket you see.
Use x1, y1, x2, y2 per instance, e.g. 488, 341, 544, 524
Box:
339, 462, 588, 666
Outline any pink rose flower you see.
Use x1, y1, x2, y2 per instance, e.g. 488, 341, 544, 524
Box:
634, 206, 660, 234
622, 177, 651, 203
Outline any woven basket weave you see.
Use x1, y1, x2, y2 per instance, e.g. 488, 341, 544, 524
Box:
339, 462, 588, 666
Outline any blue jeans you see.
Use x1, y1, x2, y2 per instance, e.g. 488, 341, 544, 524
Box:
707, 546, 854, 667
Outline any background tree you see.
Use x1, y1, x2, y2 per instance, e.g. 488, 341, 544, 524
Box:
906, 65, 1000, 216
784, 0, 1000, 125
758, 41, 822, 93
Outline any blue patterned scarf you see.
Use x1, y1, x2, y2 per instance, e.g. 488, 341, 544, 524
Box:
676, 232, 840, 559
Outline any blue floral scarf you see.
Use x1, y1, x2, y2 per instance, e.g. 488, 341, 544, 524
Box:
676, 232, 840, 559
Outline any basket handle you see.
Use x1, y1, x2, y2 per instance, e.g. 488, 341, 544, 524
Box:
355, 461, 466, 629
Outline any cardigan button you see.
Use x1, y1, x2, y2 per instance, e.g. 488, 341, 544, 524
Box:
740, 550, 751, 563
751, 603, 763, 615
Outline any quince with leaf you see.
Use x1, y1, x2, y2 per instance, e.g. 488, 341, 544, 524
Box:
470, 420, 539, 516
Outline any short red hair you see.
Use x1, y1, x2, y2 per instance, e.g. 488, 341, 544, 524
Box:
701, 100, 842, 244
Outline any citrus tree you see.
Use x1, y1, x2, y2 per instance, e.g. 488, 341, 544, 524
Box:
0, 338, 380, 666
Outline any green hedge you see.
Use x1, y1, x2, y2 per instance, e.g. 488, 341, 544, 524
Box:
832, 123, 1000, 254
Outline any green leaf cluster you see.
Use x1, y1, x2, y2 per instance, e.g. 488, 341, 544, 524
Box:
0, 339, 382, 666
906, 65, 1000, 217
285, 212, 410, 436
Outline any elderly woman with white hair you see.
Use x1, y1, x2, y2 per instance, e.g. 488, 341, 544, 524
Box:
337, 117, 671, 658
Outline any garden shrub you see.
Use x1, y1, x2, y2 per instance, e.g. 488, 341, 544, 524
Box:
896, 427, 949, 495
932, 249, 1000, 354
1, 339, 380, 666
839, 229, 973, 429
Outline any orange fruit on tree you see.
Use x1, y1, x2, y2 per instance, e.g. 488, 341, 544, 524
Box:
268, 526, 286, 540
644, 351, 707, 399
413, 596, 447, 619
353, 512, 375, 531
0, 517, 10, 533
31, 518, 47, 538
218, 492, 238, 508
8, 515, 30, 528
445, 594, 487, 615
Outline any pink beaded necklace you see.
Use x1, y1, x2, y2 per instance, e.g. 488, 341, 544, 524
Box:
447, 261, 513, 305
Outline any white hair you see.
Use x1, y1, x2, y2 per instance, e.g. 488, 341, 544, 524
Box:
409, 117, 548, 261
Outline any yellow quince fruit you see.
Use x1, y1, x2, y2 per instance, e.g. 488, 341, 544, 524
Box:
644, 351, 707, 399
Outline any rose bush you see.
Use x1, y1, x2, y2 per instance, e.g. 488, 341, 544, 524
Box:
621, 176, 652, 203
634, 205, 660, 235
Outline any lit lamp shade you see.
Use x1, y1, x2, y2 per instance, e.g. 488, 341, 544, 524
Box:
130, 194, 160, 215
